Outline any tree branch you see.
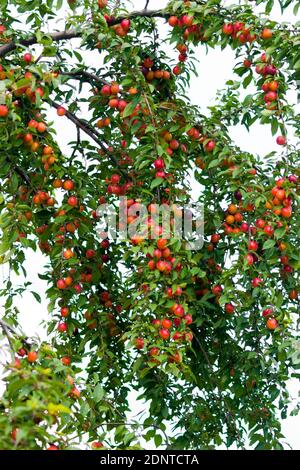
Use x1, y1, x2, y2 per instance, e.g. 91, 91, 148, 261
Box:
49, 100, 130, 178
0, 10, 168, 59
60, 70, 109, 87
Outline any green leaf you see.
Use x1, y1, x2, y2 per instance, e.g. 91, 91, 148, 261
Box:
93, 383, 105, 402
263, 239, 276, 250
154, 433, 163, 447
150, 178, 163, 189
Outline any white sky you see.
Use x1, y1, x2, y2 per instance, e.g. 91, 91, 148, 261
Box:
0, 0, 300, 449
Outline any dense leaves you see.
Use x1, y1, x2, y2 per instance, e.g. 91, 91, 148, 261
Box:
0, 0, 300, 450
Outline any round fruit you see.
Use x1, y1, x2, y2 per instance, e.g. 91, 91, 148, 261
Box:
168, 16, 178, 27
68, 196, 78, 206
63, 180, 74, 190
161, 318, 172, 329
57, 106, 67, 116
159, 328, 170, 340
23, 52, 33, 63
61, 307, 69, 317
225, 303, 235, 314
135, 337, 144, 349
276, 135, 287, 146
58, 322, 67, 333
261, 28, 273, 39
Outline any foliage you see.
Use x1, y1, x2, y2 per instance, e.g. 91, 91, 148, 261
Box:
0, 0, 300, 450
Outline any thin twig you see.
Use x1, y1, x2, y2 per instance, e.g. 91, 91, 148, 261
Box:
0, 10, 168, 58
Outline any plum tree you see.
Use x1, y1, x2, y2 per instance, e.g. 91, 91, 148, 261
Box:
0, 0, 300, 451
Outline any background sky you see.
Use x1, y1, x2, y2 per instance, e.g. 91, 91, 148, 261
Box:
1, 0, 300, 449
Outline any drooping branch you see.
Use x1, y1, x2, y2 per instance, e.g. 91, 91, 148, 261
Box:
0, 29, 81, 58
0, 9, 168, 59
49, 100, 130, 178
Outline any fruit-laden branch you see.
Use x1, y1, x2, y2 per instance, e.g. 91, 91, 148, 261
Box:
5, 156, 31, 185
0, 9, 168, 58
49, 100, 130, 178
60, 70, 109, 87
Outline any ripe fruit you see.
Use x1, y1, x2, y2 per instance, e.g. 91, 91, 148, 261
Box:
168, 16, 178, 27
61, 356, 71, 366
57, 106, 67, 116
228, 204, 237, 215
264, 91, 277, 102
135, 337, 144, 349
71, 386, 81, 398
264, 225, 274, 236
289, 289, 298, 300
159, 328, 170, 340
248, 240, 258, 251
27, 351, 38, 363
252, 277, 263, 288
154, 158, 165, 170
156, 260, 166, 272
98, 0, 108, 7
121, 19, 130, 30
157, 238, 168, 250
63, 248, 74, 260
276, 135, 286, 146
205, 140, 216, 152
111, 174, 120, 184
91, 441, 104, 449
269, 80, 279, 91
57, 279, 67, 289
0, 104, 9, 117
149, 347, 159, 356
246, 253, 254, 265
37, 122, 47, 133
281, 206, 292, 218
148, 260, 156, 270
47, 445, 59, 450
182, 15, 193, 27
86, 249, 96, 259
256, 218, 265, 229
262, 308, 273, 318
13, 358, 21, 368
173, 304, 184, 317
161, 318, 172, 329
63, 180, 74, 190
23, 52, 33, 63
266, 318, 278, 330
225, 303, 235, 314
222, 23, 234, 35
58, 322, 67, 333
153, 249, 162, 259
212, 285, 223, 295
61, 307, 69, 317
109, 98, 118, 108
